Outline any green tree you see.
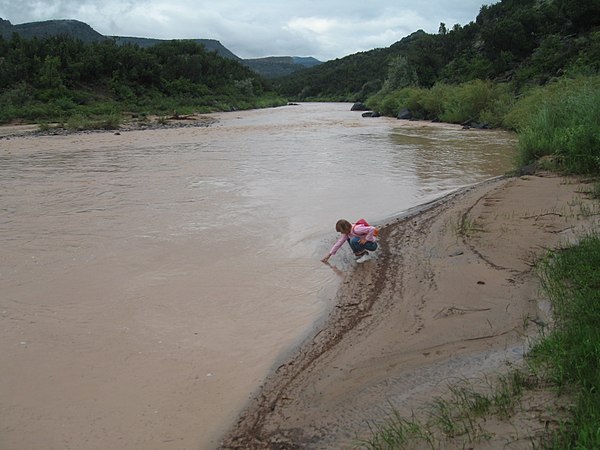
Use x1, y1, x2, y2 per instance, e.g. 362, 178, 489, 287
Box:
382, 56, 418, 92
39, 55, 64, 89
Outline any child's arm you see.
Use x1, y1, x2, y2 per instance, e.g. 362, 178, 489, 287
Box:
322, 234, 348, 262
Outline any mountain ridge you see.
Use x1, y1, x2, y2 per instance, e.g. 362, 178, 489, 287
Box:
0, 18, 322, 78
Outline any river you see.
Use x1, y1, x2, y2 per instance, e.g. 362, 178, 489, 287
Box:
0, 103, 517, 449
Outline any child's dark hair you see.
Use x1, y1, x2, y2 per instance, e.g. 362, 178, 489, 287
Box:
335, 219, 352, 234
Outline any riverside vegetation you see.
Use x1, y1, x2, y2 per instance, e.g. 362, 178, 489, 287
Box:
0, 37, 286, 130
2, 0, 600, 447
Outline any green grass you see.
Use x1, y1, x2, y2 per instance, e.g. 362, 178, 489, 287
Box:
529, 233, 600, 449
360, 371, 536, 449
514, 77, 600, 173
363, 410, 435, 450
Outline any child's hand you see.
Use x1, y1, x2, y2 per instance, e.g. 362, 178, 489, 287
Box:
359, 238, 367, 245
321, 254, 331, 263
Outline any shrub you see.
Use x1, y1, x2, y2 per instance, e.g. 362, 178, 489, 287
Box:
514, 76, 600, 172
367, 80, 514, 126
438, 80, 514, 126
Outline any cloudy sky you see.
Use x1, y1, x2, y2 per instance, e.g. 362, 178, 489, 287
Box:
0, 0, 494, 61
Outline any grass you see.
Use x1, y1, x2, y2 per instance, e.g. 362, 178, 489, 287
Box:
529, 233, 600, 449
361, 232, 600, 449
453, 213, 484, 237
590, 180, 600, 200
364, 410, 435, 450
512, 77, 600, 173
360, 370, 539, 449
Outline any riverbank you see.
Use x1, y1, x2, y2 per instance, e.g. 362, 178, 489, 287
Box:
221, 172, 600, 449
0, 113, 218, 140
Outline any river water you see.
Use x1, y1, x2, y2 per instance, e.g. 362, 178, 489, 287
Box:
0, 103, 516, 449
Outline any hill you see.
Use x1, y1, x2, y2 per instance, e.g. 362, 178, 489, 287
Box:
243, 56, 322, 78
112, 36, 241, 60
0, 18, 104, 42
274, 0, 600, 100
0, 18, 320, 77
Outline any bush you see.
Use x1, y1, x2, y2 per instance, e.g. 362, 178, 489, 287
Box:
366, 80, 514, 126
438, 80, 514, 126
513, 76, 600, 172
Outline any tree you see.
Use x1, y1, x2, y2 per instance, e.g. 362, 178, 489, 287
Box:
39, 55, 64, 89
382, 56, 418, 92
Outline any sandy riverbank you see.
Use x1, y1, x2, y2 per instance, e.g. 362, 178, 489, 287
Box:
221, 173, 600, 449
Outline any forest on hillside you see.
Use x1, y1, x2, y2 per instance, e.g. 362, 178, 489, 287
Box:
274, 0, 600, 100
0, 36, 284, 126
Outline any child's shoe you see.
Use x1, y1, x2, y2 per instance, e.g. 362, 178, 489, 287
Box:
356, 252, 370, 263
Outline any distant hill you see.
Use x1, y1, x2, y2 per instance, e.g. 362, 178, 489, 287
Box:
112, 36, 242, 60
243, 56, 322, 78
275, 0, 600, 100
0, 18, 104, 42
0, 18, 321, 78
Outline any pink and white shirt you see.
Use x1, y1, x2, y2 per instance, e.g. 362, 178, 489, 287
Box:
328, 223, 377, 255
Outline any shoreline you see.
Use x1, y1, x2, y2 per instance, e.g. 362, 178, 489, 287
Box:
220, 173, 600, 449
0, 113, 218, 140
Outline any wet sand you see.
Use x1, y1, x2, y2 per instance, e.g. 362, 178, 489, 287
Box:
221, 173, 600, 449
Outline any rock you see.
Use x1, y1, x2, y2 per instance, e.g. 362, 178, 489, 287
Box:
461, 119, 491, 129
361, 111, 380, 118
518, 162, 538, 175
351, 102, 369, 111
397, 108, 412, 120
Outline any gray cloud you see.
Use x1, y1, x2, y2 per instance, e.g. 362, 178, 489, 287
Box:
0, 0, 492, 60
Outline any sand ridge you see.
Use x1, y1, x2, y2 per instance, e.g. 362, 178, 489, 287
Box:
221, 173, 600, 449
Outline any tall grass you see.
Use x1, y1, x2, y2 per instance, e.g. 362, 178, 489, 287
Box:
530, 233, 600, 449
512, 77, 600, 172
366, 80, 515, 127
438, 80, 515, 127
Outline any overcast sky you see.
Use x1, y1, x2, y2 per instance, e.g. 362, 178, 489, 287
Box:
0, 0, 494, 61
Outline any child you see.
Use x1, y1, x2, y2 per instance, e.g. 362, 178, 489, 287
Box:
321, 219, 378, 264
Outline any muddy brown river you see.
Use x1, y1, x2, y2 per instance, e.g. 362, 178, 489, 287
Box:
0, 103, 516, 449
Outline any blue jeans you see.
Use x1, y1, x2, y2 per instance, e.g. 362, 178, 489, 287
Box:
348, 237, 377, 254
